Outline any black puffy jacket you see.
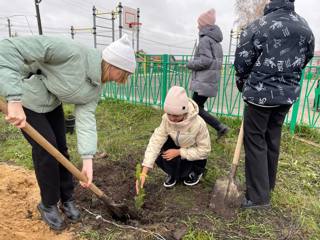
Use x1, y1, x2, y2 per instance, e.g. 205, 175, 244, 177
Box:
234, 0, 314, 106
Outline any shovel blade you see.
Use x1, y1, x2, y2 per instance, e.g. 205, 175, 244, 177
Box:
100, 194, 138, 221
209, 177, 242, 218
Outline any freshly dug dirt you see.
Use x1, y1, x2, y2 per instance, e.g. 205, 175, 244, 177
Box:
74, 156, 216, 239
0, 163, 75, 240
0, 157, 215, 239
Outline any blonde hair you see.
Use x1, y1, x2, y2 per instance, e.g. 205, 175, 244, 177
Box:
101, 60, 130, 84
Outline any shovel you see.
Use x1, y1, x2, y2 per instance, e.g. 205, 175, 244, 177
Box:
0, 99, 133, 221
209, 121, 244, 217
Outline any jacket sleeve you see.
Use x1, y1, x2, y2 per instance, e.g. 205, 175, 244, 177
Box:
179, 122, 211, 161
187, 37, 213, 71
75, 99, 98, 159
303, 31, 315, 68
142, 119, 168, 169
234, 20, 262, 80
0, 39, 26, 101
0, 68, 24, 101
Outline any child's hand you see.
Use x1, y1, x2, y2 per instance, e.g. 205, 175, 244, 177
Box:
162, 149, 180, 161
135, 173, 147, 194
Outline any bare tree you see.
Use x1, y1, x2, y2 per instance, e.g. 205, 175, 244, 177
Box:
235, 0, 270, 29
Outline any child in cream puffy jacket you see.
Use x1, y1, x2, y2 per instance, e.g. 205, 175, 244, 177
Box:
136, 86, 211, 192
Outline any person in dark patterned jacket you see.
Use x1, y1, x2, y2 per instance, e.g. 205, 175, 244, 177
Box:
234, 0, 314, 208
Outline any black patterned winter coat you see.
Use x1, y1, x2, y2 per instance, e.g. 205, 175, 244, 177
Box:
187, 25, 223, 97
234, 0, 314, 106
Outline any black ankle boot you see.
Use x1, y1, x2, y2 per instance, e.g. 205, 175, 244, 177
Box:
37, 202, 66, 231
61, 200, 81, 222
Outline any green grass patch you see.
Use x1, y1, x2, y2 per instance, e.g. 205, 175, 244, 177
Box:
0, 98, 319, 239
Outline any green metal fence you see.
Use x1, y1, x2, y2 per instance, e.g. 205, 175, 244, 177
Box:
101, 54, 320, 133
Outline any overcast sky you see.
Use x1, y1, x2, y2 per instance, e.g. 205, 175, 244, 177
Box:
0, 0, 319, 55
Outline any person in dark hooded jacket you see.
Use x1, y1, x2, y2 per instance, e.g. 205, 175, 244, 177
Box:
234, 0, 314, 209
187, 9, 229, 139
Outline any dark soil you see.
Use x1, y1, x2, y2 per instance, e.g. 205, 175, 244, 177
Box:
74, 155, 219, 239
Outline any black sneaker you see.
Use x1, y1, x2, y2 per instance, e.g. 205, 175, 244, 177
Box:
241, 197, 271, 209
163, 175, 176, 188
183, 172, 203, 186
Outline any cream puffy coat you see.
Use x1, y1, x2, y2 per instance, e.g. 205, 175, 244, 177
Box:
142, 99, 211, 169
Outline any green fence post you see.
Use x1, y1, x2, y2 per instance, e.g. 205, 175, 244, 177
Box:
161, 54, 169, 109
290, 70, 306, 134
314, 80, 320, 112
290, 100, 300, 134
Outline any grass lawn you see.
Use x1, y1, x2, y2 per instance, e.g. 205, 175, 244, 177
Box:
0, 99, 319, 240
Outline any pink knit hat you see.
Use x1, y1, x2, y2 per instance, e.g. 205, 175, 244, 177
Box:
198, 9, 216, 29
164, 86, 189, 115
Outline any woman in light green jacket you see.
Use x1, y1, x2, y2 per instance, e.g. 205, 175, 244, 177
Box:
0, 34, 136, 230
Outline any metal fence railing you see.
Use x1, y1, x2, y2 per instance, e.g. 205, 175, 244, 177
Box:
101, 54, 320, 133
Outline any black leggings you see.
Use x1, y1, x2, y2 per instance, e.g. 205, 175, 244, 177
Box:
155, 137, 207, 180
22, 105, 74, 206
192, 92, 223, 131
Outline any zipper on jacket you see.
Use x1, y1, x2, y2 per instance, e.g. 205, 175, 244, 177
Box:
176, 131, 180, 146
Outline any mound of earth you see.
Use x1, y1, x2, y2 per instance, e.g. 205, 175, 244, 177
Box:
0, 163, 75, 240
74, 156, 218, 239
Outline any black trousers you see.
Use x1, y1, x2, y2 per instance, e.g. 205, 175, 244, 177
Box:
244, 104, 291, 203
192, 92, 223, 131
155, 137, 207, 180
22, 105, 74, 206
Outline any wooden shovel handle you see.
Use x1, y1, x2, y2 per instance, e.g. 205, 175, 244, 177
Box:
232, 121, 244, 165
229, 121, 244, 179
0, 99, 104, 198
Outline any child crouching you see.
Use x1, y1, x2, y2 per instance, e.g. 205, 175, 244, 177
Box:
136, 86, 211, 193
